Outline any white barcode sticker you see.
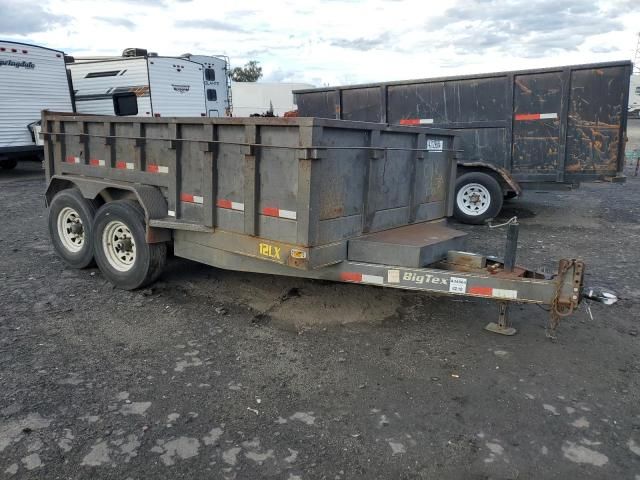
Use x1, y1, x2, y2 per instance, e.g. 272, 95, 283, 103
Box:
426, 139, 444, 152
449, 277, 467, 293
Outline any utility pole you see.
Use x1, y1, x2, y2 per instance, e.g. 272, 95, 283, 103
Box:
634, 32, 640, 75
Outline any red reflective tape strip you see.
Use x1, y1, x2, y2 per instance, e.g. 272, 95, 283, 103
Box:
89, 159, 104, 166
115, 161, 134, 169
147, 164, 169, 173
515, 113, 541, 121
515, 113, 557, 121
400, 119, 420, 125
340, 272, 363, 282
217, 199, 232, 209
261, 207, 296, 219
181, 193, 203, 204
469, 286, 493, 296
65, 156, 80, 163
262, 207, 279, 217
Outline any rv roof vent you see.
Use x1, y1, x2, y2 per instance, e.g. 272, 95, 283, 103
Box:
122, 48, 148, 57
148, 52, 158, 57
180, 53, 192, 58
64, 55, 75, 63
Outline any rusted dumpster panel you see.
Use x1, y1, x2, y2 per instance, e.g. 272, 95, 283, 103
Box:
43, 113, 457, 253
295, 61, 632, 186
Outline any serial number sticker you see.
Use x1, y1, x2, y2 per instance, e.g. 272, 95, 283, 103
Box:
449, 277, 467, 293
493, 288, 518, 299
387, 269, 400, 283
426, 139, 444, 152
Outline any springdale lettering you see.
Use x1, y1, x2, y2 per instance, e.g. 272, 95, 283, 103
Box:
0, 60, 35, 69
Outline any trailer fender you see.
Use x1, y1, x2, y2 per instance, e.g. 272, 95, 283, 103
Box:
457, 162, 523, 198
45, 176, 171, 243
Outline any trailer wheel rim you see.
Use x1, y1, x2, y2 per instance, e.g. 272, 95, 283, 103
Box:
57, 207, 85, 253
102, 220, 136, 272
457, 183, 491, 216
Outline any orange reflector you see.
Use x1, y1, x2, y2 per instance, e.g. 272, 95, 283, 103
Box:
290, 249, 307, 259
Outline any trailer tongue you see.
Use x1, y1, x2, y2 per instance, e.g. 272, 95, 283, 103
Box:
42, 112, 614, 336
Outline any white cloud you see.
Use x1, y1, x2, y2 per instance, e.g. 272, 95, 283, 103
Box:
1, 0, 638, 86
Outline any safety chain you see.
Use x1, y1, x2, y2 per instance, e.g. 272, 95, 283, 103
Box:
546, 259, 578, 339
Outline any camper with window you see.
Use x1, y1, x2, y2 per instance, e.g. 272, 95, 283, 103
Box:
67, 48, 207, 118
0, 40, 73, 169
179, 53, 231, 117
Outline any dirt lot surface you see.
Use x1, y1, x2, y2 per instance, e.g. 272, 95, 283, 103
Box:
1, 162, 639, 479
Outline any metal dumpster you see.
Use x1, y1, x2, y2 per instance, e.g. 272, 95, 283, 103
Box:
42, 111, 610, 336
43, 112, 462, 270
294, 61, 632, 223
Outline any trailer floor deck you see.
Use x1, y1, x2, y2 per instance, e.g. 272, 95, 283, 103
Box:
1, 161, 639, 479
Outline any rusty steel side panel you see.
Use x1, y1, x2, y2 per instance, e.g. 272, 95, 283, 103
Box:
295, 90, 338, 119
512, 71, 564, 174
43, 112, 457, 260
565, 66, 629, 179
341, 87, 384, 122
295, 61, 632, 187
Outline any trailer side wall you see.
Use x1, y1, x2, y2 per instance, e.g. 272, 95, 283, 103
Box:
44, 114, 456, 254
295, 61, 632, 185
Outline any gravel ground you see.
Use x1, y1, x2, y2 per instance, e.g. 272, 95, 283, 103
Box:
1, 161, 639, 479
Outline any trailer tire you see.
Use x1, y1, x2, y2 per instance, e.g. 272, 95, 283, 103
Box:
0, 159, 17, 170
93, 200, 166, 290
454, 172, 503, 224
48, 189, 98, 268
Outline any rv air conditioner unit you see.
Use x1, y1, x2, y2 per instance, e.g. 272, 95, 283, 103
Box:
122, 48, 147, 57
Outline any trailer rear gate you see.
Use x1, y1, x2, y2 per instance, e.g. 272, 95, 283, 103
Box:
295, 61, 632, 185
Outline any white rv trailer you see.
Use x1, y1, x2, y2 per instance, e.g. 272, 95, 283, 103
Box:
0, 40, 73, 169
68, 54, 207, 118
179, 54, 231, 117
230, 82, 313, 117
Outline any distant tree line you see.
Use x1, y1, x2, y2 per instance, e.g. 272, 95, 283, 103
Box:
231, 60, 263, 82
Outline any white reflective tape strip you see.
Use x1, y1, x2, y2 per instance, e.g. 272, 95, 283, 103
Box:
361, 274, 384, 285
231, 201, 244, 211
279, 209, 297, 220
419, 119, 434, 124
539, 113, 558, 119
96, 159, 105, 166
167, 210, 176, 217
192, 195, 204, 204
125, 162, 134, 170
492, 288, 518, 299
387, 269, 400, 284
157, 165, 169, 173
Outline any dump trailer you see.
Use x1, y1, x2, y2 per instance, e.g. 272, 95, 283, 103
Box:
41, 111, 612, 336
295, 61, 632, 224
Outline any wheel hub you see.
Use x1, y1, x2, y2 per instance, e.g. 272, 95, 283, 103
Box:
103, 220, 136, 272
456, 183, 492, 216
57, 207, 85, 253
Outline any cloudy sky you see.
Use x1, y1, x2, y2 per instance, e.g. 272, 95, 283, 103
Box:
1, 0, 639, 87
